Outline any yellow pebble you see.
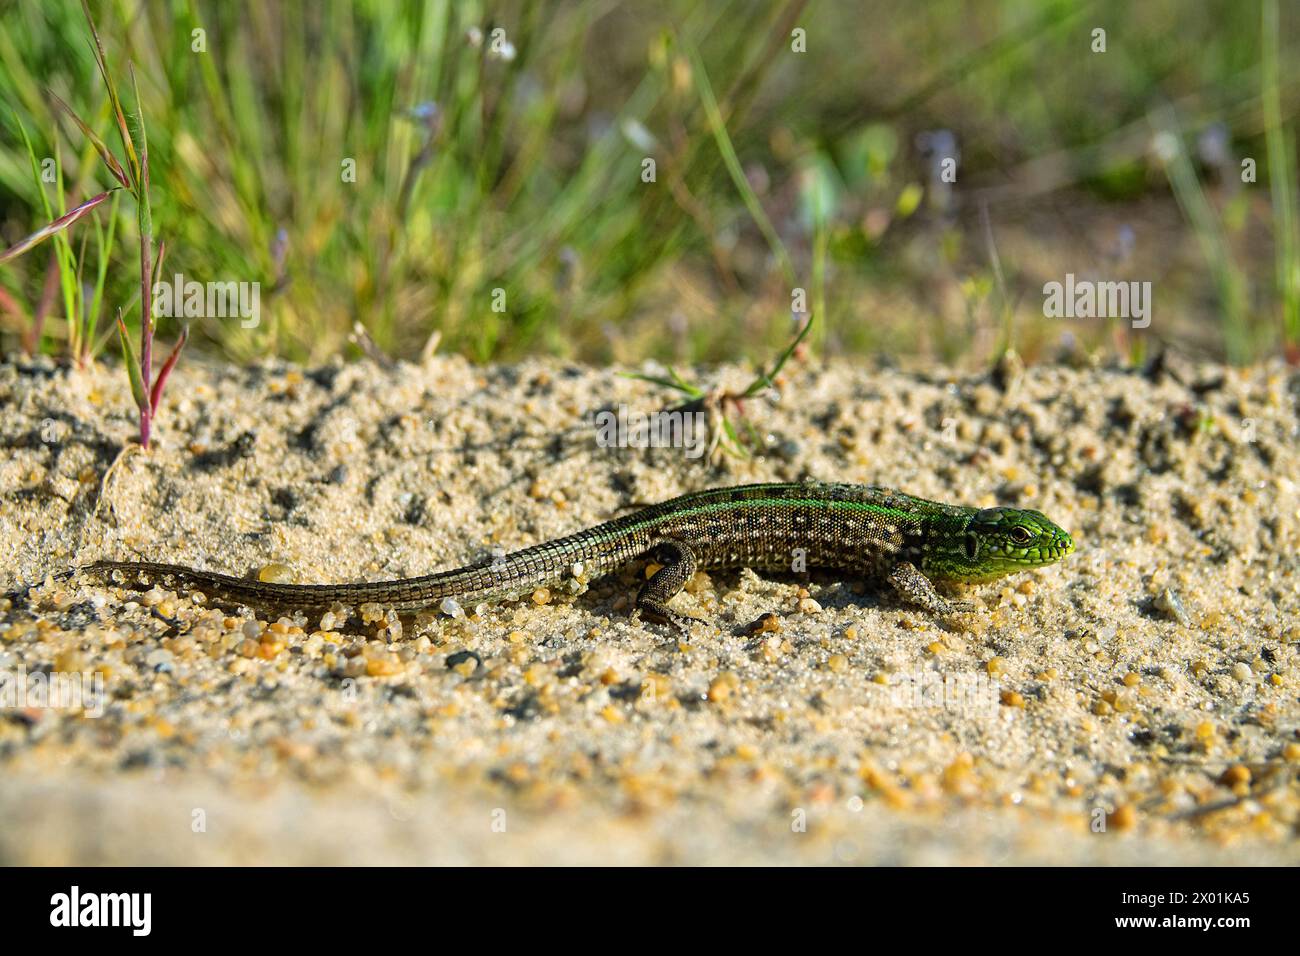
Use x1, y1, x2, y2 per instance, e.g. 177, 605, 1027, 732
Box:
1107, 804, 1137, 831
1220, 765, 1251, 787
366, 657, 403, 677
257, 563, 296, 584
708, 672, 738, 703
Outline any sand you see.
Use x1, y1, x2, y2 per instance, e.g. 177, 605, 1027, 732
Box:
0, 351, 1297, 865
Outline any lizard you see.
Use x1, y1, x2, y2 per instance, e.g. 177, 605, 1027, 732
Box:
78, 481, 1075, 631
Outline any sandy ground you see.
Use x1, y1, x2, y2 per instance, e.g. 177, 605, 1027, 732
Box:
0, 351, 1297, 865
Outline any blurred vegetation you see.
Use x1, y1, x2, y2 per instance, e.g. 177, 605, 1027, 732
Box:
0, 0, 1298, 370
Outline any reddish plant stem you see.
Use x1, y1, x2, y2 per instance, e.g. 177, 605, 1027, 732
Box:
138, 150, 153, 448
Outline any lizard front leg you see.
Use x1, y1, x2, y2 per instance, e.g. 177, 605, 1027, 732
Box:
635, 539, 702, 634
886, 561, 974, 617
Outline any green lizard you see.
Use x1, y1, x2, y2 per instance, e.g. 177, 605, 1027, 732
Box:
82, 482, 1074, 630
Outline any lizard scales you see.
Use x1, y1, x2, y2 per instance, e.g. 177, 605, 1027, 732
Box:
83, 482, 1075, 626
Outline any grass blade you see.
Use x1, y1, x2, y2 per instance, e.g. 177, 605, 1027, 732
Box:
80, 0, 138, 187
85, 189, 121, 357
150, 324, 188, 412
742, 312, 814, 398
47, 90, 130, 189
115, 309, 147, 412
0, 189, 116, 263
681, 36, 794, 286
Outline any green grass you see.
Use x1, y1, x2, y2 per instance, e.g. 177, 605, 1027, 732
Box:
0, 0, 1297, 371
2, 0, 186, 447
1263, 0, 1300, 352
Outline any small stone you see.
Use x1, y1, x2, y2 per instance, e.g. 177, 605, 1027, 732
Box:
257, 563, 296, 584
145, 649, 173, 670
1220, 765, 1251, 787
365, 656, 402, 677
707, 672, 738, 703
1106, 804, 1137, 831
445, 650, 481, 672
1153, 587, 1190, 626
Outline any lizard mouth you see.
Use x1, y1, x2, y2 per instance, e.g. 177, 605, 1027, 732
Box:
1019, 535, 1075, 565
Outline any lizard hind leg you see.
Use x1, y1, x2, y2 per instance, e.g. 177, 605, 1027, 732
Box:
635, 539, 702, 634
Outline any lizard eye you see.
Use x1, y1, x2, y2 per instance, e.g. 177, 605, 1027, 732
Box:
1009, 526, 1033, 545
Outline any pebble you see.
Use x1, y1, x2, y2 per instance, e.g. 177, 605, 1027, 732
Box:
1106, 804, 1137, 831
707, 672, 738, 703
1153, 587, 1190, 626
257, 563, 296, 584
145, 649, 173, 669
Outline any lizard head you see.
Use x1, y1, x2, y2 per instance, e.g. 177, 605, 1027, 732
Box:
927, 506, 1075, 581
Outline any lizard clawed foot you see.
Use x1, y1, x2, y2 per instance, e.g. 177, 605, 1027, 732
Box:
633, 599, 706, 638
